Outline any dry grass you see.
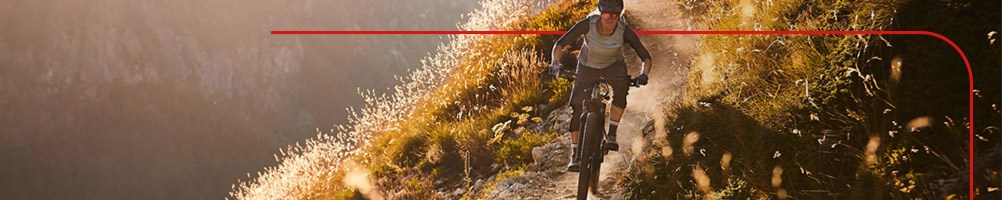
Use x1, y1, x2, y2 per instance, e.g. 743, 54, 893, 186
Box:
625, 0, 1000, 199
229, 0, 593, 199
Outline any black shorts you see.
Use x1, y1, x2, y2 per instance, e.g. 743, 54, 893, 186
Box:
568, 60, 630, 132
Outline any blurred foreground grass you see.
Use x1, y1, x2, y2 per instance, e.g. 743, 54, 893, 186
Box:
624, 0, 1001, 199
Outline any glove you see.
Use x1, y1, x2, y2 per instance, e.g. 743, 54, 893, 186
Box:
635, 73, 649, 85
549, 63, 562, 75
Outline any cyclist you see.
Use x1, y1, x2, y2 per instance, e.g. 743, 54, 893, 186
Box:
549, 0, 652, 172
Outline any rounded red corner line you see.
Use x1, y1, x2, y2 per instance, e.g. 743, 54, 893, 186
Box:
271, 30, 977, 199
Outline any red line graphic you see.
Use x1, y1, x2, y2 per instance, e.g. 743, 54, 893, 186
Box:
272, 29, 976, 198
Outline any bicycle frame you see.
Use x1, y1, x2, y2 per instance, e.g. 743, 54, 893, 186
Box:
576, 80, 613, 198
555, 69, 637, 199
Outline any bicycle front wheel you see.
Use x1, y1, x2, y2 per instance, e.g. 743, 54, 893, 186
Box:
577, 112, 603, 200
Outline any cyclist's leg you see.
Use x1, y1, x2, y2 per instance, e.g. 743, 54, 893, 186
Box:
605, 60, 631, 122
568, 66, 601, 144
567, 66, 600, 170
610, 106, 625, 122
604, 61, 631, 150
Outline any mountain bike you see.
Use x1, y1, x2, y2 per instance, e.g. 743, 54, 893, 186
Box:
556, 69, 640, 200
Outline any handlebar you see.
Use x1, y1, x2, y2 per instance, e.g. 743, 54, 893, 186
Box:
551, 69, 642, 88
554, 69, 577, 79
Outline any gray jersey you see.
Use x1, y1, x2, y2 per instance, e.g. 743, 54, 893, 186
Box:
555, 14, 651, 69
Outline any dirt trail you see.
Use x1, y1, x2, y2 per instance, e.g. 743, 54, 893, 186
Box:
483, 0, 698, 199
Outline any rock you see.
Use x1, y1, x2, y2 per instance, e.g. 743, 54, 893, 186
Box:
510, 182, 526, 190
452, 188, 464, 196
473, 179, 484, 191
521, 172, 535, 182
491, 164, 502, 172
642, 120, 656, 137
532, 146, 545, 164
557, 113, 571, 122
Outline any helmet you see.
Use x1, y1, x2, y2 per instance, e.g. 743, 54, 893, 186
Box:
597, 0, 623, 14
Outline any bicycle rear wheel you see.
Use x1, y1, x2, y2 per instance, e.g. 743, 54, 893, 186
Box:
576, 112, 603, 200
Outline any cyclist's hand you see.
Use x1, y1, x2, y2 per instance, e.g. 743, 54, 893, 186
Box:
549, 63, 562, 75
635, 73, 649, 85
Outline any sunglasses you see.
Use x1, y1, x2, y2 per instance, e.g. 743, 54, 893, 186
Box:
601, 12, 620, 19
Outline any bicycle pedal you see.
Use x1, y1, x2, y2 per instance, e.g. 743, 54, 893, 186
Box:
566, 164, 580, 172
604, 142, 619, 151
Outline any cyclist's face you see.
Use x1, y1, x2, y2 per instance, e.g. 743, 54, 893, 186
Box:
600, 12, 619, 24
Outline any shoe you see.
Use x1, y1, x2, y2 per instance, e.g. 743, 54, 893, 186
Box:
604, 131, 619, 151
604, 140, 619, 151
566, 144, 580, 172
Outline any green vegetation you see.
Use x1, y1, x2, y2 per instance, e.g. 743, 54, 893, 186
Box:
625, 0, 1000, 199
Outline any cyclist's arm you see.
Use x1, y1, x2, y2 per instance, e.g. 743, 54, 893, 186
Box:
624, 25, 652, 75
552, 18, 589, 64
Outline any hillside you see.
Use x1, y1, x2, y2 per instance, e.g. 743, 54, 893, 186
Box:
230, 0, 1000, 199
0, 0, 476, 199
623, 0, 1001, 199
